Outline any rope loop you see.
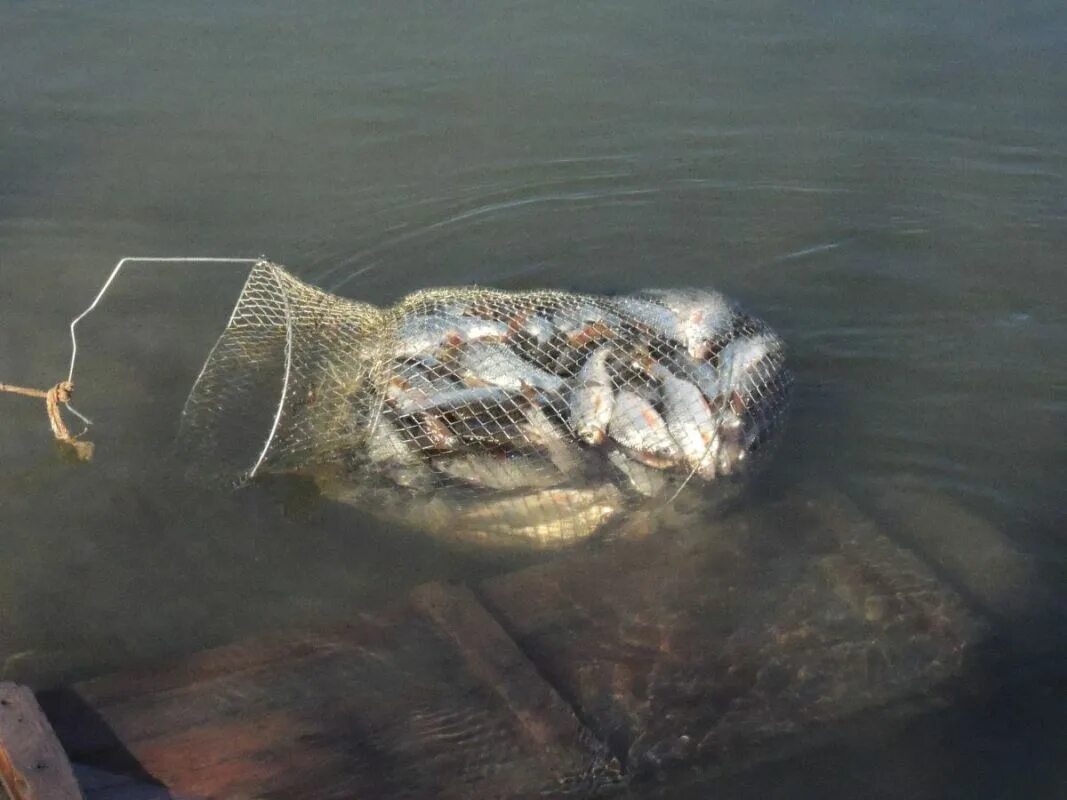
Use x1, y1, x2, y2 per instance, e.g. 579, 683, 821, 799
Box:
1, 380, 94, 461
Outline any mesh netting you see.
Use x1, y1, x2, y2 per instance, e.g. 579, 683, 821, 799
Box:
179, 261, 792, 548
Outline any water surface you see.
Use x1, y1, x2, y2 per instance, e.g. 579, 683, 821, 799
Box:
1, 1, 1064, 796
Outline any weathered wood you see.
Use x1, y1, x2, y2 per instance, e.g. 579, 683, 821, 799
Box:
41, 594, 611, 799
73, 764, 190, 800
864, 485, 1058, 628
36, 485, 991, 798
0, 683, 82, 800
409, 583, 613, 775
479, 488, 985, 780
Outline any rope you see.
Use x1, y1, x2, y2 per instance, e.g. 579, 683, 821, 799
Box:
3, 255, 263, 463
0, 381, 94, 461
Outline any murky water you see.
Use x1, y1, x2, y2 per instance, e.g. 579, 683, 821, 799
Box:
1, 1, 1064, 795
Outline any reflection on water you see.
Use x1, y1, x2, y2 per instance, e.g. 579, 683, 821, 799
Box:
0, 0, 1064, 796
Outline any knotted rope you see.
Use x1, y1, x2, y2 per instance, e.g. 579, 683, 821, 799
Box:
2, 255, 263, 465
0, 381, 94, 461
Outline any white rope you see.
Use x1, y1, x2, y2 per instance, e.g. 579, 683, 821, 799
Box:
68, 256, 264, 384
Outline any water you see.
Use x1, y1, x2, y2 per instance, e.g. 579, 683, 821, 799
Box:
1, 0, 1064, 795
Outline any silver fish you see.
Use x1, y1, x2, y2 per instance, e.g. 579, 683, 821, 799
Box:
684, 360, 727, 407
414, 414, 463, 452
569, 346, 615, 445
447, 413, 528, 448
614, 296, 686, 340
718, 333, 778, 386
366, 414, 420, 466
649, 362, 718, 479
607, 390, 682, 466
399, 354, 455, 385
457, 484, 622, 543
316, 469, 619, 546
520, 402, 586, 475
389, 383, 513, 415
365, 416, 436, 488
518, 313, 556, 345
395, 313, 510, 358
385, 375, 434, 415
459, 342, 566, 393
639, 289, 735, 360
385, 358, 458, 414
431, 453, 563, 490
617, 290, 734, 359
606, 446, 669, 497
386, 464, 437, 489
551, 304, 621, 346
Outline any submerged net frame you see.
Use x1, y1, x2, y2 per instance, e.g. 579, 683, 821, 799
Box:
6, 257, 793, 550
178, 261, 793, 549
3, 254, 791, 548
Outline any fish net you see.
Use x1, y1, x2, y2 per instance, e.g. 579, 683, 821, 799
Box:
178, 260, 792, 548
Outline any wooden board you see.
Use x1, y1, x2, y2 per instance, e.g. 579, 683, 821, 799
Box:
0, 682, 82, 800
863, 484, 1062, 639
40, 587, 610, 800
479, 488, 985, 780
38, 487, 988, 798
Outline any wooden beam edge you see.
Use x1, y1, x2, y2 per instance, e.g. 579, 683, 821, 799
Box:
0, 682, 83, 800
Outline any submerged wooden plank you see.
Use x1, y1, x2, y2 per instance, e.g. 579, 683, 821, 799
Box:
41, 593, 612, 799
74, 764, 190, 800
410, 583, 614, 776
38, 485, 992, 798
863, 484, 1061, 633
0, 682, 82, 800
479, 487, 986, 781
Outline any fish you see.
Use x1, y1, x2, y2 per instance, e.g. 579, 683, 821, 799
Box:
607, 390, 682, 467
648, 362, 719, 479
424, 415, 461, 449
606, 446, 669, 497
407, 413, 462, 452
458, 484, 622, 543
613, 296, 686, 340
616, 291, 735, 360
445, 411, 529, 448
385, 375, 431, 415
431, 452, 563, 490
640, 289, 735, 360
683, 333, 783, 414
506, 502, 620, 544
682, 359, 727, 405
459, 342, 566, 393
365, 414, 420, 466
381, 380, 468, 450
388, 383, 515, 415
516, 313, 556, 345
364, 415, 436, 488
399, 354, 456, 385
520, 402, 586, 475
384, 357, 460, 414
385, 464, 437, 489
394, 313, 510, 358
552, 304, 621, 345
718, 333, 779, 386
568, 346, 615, 445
